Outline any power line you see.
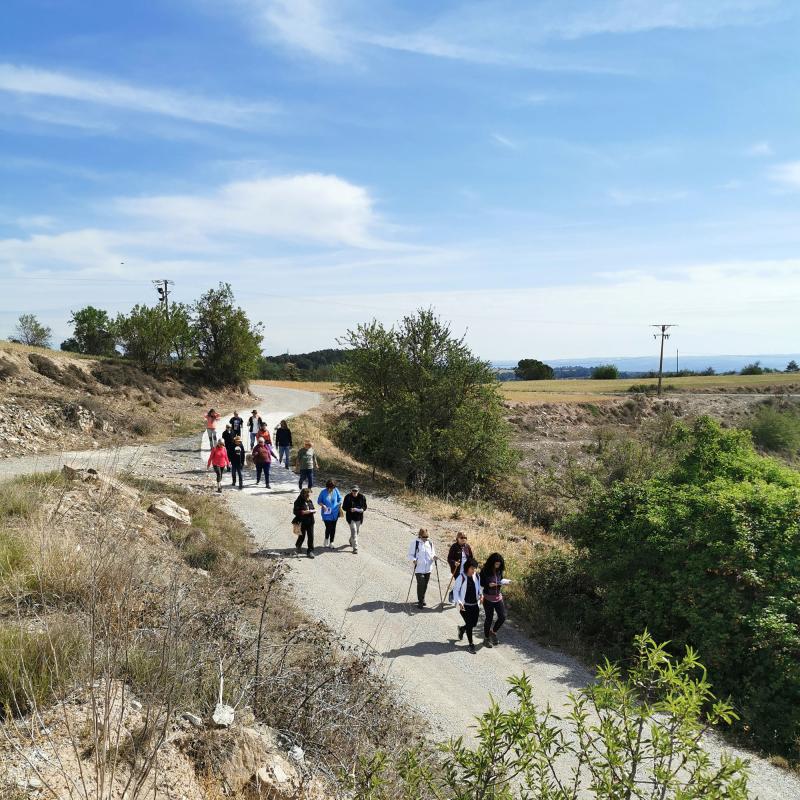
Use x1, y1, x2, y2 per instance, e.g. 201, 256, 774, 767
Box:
652, 324, 677, 397
152, 279, 174, 314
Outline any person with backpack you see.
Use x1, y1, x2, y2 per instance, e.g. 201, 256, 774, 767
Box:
446, 532, 474, 603
205, 408, 221, 447
248, 410, 262, 448
229, 411, 244, 438
317, 479, 343, 549
342, 485, 367, 554
293, 487, 316, 558
252, 436, 273, 488
275, 420, 293, 470
296, 440, 318, 489
230, 435, 246, 489
454, 558, 482, 654
206, 440, 230, 493
222, 424, 235, 473
407, 528, 438, 609
480, 553, 508, 648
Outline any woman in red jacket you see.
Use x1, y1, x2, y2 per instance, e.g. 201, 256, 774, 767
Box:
207, 441, 230, 493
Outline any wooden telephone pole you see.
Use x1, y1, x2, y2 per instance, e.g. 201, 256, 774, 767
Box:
652, 324, 676, 397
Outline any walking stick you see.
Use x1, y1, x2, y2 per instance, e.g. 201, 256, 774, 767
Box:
440, 573, 455, 611
405, 568, 416, 612
434, 559, 444, 607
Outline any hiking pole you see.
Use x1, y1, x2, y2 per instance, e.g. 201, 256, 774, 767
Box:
405, 567, 416, 612
440, 573, 455, 612
434, 559, 444, 607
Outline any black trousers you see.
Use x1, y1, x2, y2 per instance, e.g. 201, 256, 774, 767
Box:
484, 599, 506, 636
295, 519, 315, 553
255, 462, 271, 486
231, 464, 243, 487
324, 519, 338, 543
459, 604, 480, 645
415, 573, 430, 604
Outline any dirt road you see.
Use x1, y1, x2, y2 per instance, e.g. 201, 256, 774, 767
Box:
2, 384, 796, 799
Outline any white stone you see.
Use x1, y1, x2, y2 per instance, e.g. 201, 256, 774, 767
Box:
182, 712, 203, 728
288, 745, 304, 764
212, 703, 235, 728
148, 497, 191, 528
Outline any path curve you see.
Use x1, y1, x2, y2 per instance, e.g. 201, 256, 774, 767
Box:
0, 384, 795, 799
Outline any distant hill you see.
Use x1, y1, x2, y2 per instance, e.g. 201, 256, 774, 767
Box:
260, 348, 347, 381
493, 354, 800, 376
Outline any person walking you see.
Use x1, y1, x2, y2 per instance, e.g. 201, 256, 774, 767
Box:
206, 440, 230, 493
318, 480, 343, 549
205, 408, 221, 447
407, 528, 437, 609
248, 410, 261, 448
252, 436, 273, 488
446, 532, 474, 603
222, 424, 235, 473
257, 422, 272, 445
230, 435, 246, 489
293, 487, 316, 558
342, 485, 367, 554
229, 410, 244, 438
455, 558, 482, 654
296, 440, 318, 489
275, 420, 293, 470
480, 553, 508, 648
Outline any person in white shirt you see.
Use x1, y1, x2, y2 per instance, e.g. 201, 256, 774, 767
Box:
406, 528, 438, 609
454, 558, 482, 654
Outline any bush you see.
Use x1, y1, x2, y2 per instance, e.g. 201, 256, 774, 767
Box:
530, 417, 800, 756
741, 361, 764, 375
0, 358, 20, 381
14, 313, 51, 348
514, 358, 554, 380
350, 633, 750, 800
591, 363, 619, 379
746, 404, 800, 456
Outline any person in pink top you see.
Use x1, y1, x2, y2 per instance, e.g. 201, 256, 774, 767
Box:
206, 441, 230, 493
205, 408, 221, 447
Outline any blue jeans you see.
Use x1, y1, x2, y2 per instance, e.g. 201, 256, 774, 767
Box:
298, 468, 314, 489
249, 432, 256, 448
278, 446, 291, 469
256, 462, 271, 486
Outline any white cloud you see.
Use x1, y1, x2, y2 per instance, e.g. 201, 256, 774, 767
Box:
117, 174, 385, 248
769, 161, 800, 188
745, 140, 773, 156
491, 133, 520, 151
0, 64, 273, 127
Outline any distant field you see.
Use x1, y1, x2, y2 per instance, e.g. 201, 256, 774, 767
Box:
253, 379, 340, 394
503, 372, 799, 404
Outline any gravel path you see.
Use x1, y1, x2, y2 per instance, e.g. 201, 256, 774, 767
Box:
1, 384, 796, 799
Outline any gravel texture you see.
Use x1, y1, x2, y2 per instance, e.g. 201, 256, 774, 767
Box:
0, 383, 796, 799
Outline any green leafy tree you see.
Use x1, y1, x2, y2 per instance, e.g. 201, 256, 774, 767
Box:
514, 358, 554, 381
741, 361, 764, 375
192, 283, 263, 387
591, 364, 619, 379
14, 314, 51, 348
786, 359, 799, 373
63, 306, 116, 356
115, 304, 177, 370
350, 633, 750, 799
538, 417, 800, 756
338, 309, 517, 495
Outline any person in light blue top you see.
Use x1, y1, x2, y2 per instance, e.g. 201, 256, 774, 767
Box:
318, 479, 343, 550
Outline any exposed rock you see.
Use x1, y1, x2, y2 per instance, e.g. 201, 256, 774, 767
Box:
182, 712, 204, 728
148, 497, 191, 528
212, 703, 235, 728
288, 744, 305, 765
82, 472, 140, 500
62, 464, 83, 481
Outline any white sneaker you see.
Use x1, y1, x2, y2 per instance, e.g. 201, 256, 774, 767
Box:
323, 537, 329, 547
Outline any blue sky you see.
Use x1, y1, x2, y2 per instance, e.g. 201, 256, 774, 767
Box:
1, 0, 799, 360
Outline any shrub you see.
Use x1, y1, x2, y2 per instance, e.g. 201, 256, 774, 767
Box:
591, 363, 619, 379
741, 361, 764, 375
531, 417, 800, 756
350, 633, 750, 800
14, 313, 51, 348
746, 404, 800, 456
0, 358, 20, 380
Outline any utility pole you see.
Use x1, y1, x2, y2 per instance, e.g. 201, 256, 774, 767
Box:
651, 324, 676, 397
676, 349, 679, 375
152, 279, 174, 314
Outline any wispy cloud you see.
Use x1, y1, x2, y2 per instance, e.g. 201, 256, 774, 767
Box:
769, 160, 800, 188
491, 133, 520, 151
745, 140, 773, 156
0, 64, 274, 127
608, 188, 689, 206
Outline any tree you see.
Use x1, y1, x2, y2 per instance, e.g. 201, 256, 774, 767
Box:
786, 359, 799, 373
350, 633, 750, 800
193, 283, 263, 387
514, 358, 554, 381
741, 361, 764, 375
64, 306, 116, 356
14, 314, 51, 348
338, 308, 517, 495
591, 363, 619, 379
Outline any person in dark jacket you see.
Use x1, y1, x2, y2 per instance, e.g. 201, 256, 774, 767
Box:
221, 424, 235, 473
293, 488, 316, 558
447, 533, 474, 578
455, 558, 482, 654
275, 420, 293, 469
230, 435, 246, 489
479, 553, 508, 648
252, 437, 273, 488
342, 486, 367, 554
229, 411, 244, 438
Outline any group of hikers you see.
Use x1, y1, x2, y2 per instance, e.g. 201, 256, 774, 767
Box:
203, 407, 509, 654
